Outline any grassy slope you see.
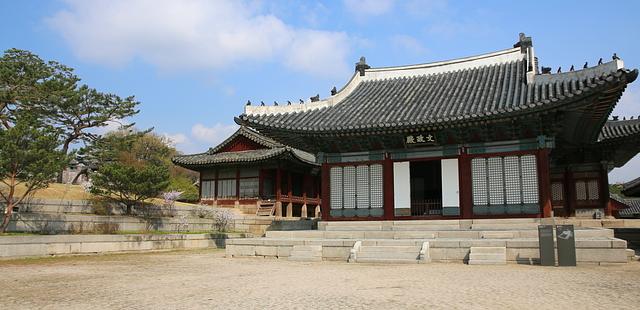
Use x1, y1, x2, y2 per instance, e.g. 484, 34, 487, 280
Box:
0, 182, 198, 207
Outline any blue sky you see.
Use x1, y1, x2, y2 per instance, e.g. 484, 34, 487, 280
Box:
1, 0, 639, 182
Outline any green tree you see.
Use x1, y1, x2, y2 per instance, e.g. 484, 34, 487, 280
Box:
0, 48, 78, 129
0, 116, 68, 232
50, 84, 139, 159
90, 163, 170, 215
1, 49, 140, 182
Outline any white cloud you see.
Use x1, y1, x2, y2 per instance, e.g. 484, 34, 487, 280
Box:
47, 0, 351, 78
344, 0, 395, 17
191, 123, 238, 145
612, 85, 640, 118
93, 119, 128, 135
390, 35, 428, 55
162, 133, 188, 146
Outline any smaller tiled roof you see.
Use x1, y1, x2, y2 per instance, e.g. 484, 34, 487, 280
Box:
172, 126, 317, 169
617, 197, 640, 217
599, 118, 640, 142
623, 176, 640, 197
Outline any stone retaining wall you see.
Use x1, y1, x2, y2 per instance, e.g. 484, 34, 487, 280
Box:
0, 233, 244, 259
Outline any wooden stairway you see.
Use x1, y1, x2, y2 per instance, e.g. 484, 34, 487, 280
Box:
256, 202, 275, 216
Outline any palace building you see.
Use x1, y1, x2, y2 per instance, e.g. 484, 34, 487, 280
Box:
173, 126, 321, 218
233, 33, 640, 221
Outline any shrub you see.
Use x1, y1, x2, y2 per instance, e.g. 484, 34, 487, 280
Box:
212, 208, 235, 232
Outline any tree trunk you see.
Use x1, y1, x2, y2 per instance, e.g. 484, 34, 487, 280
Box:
126, 204, 132, 215
0, 201, 13, 233
56, 137, 74, 183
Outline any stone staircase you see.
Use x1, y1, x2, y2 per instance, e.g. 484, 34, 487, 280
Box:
288, 245, 322, 262
226, 218, 631, 265
468, 247, 507, 265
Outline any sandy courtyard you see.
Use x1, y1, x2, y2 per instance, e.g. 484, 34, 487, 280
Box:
1, 249, 639, 309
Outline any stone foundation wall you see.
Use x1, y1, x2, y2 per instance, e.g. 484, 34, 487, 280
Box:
0, 233, 244, 259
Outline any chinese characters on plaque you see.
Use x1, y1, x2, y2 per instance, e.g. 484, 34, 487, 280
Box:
405, 133, 436, 146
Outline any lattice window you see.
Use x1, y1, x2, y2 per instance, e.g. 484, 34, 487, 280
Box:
370, 164, 384, 209
239, 178, 259, 198
471, 158, 488, 206
330, 167, 343, 209
356, 165, 370, 209
201, 180, 214, 198
521, 155, 538, 204
551, 182, 564, 202
487, 157, 505, 205
343, 166, 357, 209
216, 179, 236, 198
575, 181, 587, 201
504, 156, 521, 204
472, 154, 539, 211
587, 180, 599, 200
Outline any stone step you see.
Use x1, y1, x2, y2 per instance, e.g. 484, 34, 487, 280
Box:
288, 245, 322, 262
469, 253, 507, 261
356, 245, 421, 261
355, 257, 420, 264
468, 247, 506, 265
359, 245, 421, 252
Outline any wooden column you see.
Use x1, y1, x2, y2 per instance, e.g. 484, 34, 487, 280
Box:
235, 168, 240, 202
275, 168, 282, 201
458, 148, 473, 219
275, 168, 282, 217
287, 172, 292, 198
601, 164, 612, 217
564, 167, 575, 217
321, 163, 330, 220
383, 156, 394, 220
258, 169, 264, 199
198, 171, 203, 202
214, 169, 219, 201
537, 149, 552, 218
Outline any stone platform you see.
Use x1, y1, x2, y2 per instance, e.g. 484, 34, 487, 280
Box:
226, 219, 633, 265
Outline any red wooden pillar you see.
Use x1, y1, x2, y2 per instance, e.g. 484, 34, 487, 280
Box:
321, 164, 330, 220
235, 168, 240, 201
275, 168, 282, 202
214, 169, 219, 199
383, 155, 394, 220
537, 149, 552, 218
564, 167, 575, 217
258, 169, 264, 199
287, 172, 292, 199
601, 165, 612, 217
458, 148, 473, 219
198, 171, 203, 202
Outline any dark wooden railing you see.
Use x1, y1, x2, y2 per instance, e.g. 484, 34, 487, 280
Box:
411, 199, 443, 216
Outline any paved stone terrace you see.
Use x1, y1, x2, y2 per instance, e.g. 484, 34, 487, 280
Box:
1, 249, 639, 309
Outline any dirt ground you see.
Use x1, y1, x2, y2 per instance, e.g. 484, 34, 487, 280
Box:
1, 249, 639, 309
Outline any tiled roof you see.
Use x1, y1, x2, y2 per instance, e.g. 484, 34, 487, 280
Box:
172, 147, 317, 168
618, 198, 640, 217
623, 176, 640, 197
238, 49, 637, 134
172, 126, 317, 169
599, 119, 640, 142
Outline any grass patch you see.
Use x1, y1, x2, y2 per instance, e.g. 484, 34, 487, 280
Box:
0, 232, 37, 237
0, 248, 224, 266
